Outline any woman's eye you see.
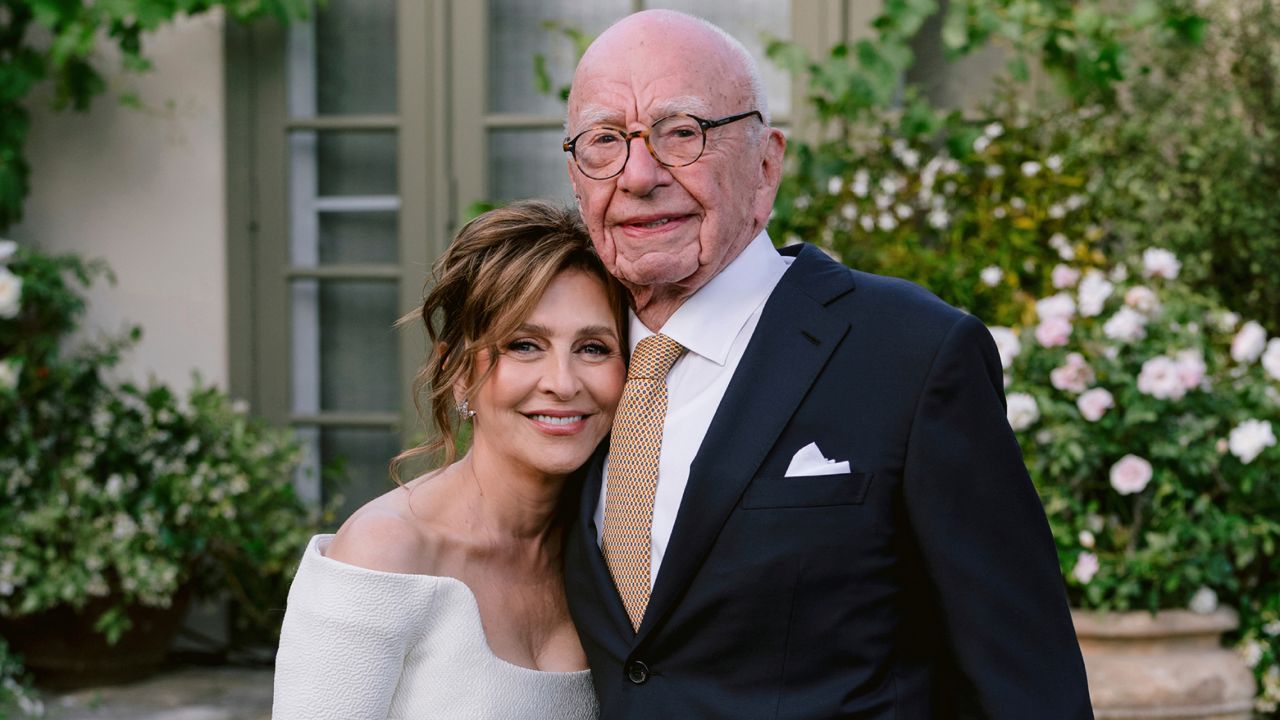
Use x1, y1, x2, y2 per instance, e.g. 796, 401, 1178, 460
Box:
506, 340, 542, 353
579, 341, 613, 356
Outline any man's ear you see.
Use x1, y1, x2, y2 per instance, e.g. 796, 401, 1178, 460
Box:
753, 128, 787, 227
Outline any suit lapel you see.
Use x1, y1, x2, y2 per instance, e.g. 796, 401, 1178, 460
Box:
635, 244, 855, 643
574, 442, 635, 637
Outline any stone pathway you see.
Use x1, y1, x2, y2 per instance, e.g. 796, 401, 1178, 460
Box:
42, 667, 273, 720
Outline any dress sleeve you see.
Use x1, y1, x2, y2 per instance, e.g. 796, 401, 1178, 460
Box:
902, 314, 1093, 719
272, 535, 434, 720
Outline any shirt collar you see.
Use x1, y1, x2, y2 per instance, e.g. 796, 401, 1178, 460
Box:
628, 229, 788, 366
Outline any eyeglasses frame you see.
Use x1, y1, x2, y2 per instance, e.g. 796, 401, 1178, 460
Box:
562, 110, 764, 180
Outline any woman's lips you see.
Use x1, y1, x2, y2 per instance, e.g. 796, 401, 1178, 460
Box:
524, 412, 592, 436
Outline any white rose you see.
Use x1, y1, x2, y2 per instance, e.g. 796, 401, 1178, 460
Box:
1050, 353, 1094, 393
979, 266, 1002, 287
1232, 321, 1268, 363
1212, 310, 1240, 333
827, 176, 843, 194
1036, 292, 1076, 321
1103, 307, 1148, 343
1109, 454, 1153, 495
1021, 161, 1042, 177
988, 326, 1021, 370
0, 359, 20, 392
1141, 247, 1182, 279
1046, 154, 1064, 172
1072, 552, 1099, 584
1228, 419, 1276, 464
1263, 339, 1280, 381
1049, 233, 1074, 261
1078, 530, 1096, 548
1242, 640, 1264, 669
1189, 586, 1218, 615
1263, 620, 1280, 637
1077, 387, 1115, 422
1077, 270, 1114, 317
983, 122, 1003, 138
0, 267, 21, 319
1124, 286, 1160, 315
1051, 264, 1081, 289
0, 239, 16, 264
1137, 355, 1187, 400
1006, 392, 1040, 431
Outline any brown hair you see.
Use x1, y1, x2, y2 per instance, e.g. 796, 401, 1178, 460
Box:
391, 200, 626, 481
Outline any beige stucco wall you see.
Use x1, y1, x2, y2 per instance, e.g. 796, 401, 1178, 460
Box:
14, 11, 228, 393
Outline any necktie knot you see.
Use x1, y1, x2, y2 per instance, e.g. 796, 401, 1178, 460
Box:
628, 333, 685, 381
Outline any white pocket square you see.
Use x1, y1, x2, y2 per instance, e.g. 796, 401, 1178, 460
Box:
784, 442, 851, 477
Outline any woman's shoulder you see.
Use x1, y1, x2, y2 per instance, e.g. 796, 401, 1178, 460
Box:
327, 490, 439, 575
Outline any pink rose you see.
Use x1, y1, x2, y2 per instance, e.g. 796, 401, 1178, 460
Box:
1052, 264, 1081, 289
1174, 349, 1206, 391
1050, 353, 1094, 393
1110, 455, 1153, 495
1076, 388, 1114, 422
1035, 317, 1072, 348
1137, 355, 1187, 401
1073, 552, 1100, 584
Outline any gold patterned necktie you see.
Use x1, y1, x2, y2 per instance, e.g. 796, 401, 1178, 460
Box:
602, 333, 686, 631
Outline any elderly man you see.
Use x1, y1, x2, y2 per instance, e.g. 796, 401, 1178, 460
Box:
561, 10, 1092, 719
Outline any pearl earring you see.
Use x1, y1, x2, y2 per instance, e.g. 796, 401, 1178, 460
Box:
455, 398, 476, 420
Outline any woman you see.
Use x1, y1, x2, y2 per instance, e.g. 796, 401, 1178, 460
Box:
272, 201, 626, 719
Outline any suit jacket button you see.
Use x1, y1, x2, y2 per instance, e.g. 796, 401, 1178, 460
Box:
627, 661, 650, 685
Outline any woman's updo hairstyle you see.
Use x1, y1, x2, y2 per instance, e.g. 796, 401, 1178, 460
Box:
391, 200, 626, 480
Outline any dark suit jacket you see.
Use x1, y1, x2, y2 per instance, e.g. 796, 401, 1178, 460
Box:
564, 243, 1092, 719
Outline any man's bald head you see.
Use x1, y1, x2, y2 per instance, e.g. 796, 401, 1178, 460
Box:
564, 10, 787, 329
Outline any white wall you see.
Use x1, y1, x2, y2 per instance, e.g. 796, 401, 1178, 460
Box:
14, 11, 228, 392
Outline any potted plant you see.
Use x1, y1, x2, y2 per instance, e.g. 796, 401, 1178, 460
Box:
996, 248, 1280, 717
0, 241, 333, 694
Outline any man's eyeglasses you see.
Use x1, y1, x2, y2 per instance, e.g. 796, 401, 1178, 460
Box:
563, 110, 763, 180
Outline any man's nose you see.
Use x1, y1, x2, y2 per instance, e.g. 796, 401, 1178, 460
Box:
616, 137, 670, 196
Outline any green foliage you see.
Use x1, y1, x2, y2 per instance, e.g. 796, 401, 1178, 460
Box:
0, 637, 42, 718
0, 0, 315, 231
531, 19, 592, 103
771, 99, 1108, 328
0, 243, 337, 656
999, 251, 1280, 712
942, 0, 1207, 104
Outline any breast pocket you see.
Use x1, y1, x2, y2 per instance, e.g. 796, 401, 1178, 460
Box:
740, 472, 873, 509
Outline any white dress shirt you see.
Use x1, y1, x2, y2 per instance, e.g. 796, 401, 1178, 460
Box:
595, 230, 792, 587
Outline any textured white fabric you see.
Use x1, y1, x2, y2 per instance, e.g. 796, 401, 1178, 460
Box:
594, 230, 792, 585
273, 535, 599, 720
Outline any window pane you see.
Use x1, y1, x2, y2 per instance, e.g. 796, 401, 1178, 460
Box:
318, 280, 401, 412
319, 212, 398, 265
489, 128, 575, 203
643, 0, 792, 118
316, 131, 398, 196
487, 0, 633, 115
322, 427, 403, 518
315, 0, 397, 114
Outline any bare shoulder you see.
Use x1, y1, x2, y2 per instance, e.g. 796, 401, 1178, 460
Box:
327, 486, 441, 575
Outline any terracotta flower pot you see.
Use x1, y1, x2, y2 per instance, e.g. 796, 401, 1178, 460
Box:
0, 586, 191, 691
1073, 607, 1256, 720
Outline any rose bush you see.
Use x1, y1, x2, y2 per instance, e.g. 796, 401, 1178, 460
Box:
0, 244, 337, 714
995, 249, 1280, 712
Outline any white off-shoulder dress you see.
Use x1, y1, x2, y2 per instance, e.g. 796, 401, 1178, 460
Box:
272, 534, 599, 720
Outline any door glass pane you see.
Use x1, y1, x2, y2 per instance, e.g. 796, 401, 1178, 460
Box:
645, 0, 793, 118
315, 0, 397, 114
316, 131, 398, 196
322, 428, 403, 518
319, 213, 399, 265
489, 128, 575, 203
488, 0, 633, 116
318, 280, 401, 413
